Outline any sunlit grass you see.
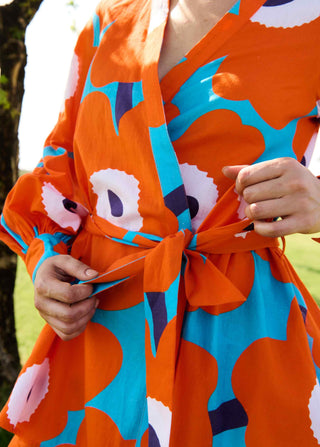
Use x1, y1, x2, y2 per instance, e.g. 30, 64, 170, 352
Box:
14, 259, 44, 364
285, 233, 320, 304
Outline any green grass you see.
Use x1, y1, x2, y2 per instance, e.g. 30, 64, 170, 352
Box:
0, 236, 319, 444
285, 233, 320, 304
13, 259, 44, 364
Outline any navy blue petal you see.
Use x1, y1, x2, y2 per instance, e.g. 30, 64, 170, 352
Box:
146, 292, 167, 350
108, 190, 124, 217
209, 398, 248, 437
115, 82, 133, 127
148, 424, 161, 447
263, 0, 294, 6
164, 185, 189, 217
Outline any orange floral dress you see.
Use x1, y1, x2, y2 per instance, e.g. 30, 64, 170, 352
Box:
1, 0, 320, 446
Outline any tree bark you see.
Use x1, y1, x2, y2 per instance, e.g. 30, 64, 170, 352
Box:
0, 0, 43, 387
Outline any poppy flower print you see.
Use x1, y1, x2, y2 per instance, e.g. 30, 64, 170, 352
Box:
7, 359, 50, 427
147, 397, 172, 447
42, 182, 87, 231
309, 378, 320, 443
251, 0, 320, 28
179, 163, 218, 232
1, 1, 320, 445
90, 168, 143, 231
61, 52, 80, 113
303, 132, 319, 168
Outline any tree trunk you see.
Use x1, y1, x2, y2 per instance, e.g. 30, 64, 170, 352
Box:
0, 0, 43, 388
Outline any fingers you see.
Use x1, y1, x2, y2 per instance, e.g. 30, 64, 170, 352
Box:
222, 158, 320, 237
37, 297, 99, 341
35, 275, 94, 305
35, 255, 98, 304
241, 177, 284, 204
224, 159, 284, 196
50, 254, 98, 284
34, 255, 99, 341
222, 165, 248, 182
253, 216, 314, 238
249, 198, 320, 237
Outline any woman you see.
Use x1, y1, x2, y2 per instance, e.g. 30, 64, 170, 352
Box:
1, 0, 320, 445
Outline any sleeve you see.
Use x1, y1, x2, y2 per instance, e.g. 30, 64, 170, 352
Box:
0, 13, 98, 282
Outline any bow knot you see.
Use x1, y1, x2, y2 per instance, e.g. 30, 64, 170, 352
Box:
78, 214, 280, 444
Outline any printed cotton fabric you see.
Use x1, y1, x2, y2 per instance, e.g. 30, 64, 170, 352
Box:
1, 0, 320, 445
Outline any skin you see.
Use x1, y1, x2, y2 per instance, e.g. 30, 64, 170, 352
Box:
159, 0, 238, 79
34, 256, 98, 341
34, 1, 320, 341
223, 158, 320, 238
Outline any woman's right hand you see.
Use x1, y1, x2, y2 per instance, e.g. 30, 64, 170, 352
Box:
34, 255, 99, 341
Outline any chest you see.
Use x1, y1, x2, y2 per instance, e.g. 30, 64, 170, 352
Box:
158, 0, 239, 80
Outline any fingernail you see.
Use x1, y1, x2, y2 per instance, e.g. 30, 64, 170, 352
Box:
85, 268, 98, 277
222, 166, 230, 176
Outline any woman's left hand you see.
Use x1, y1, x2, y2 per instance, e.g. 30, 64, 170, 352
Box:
222, 157, 320, 238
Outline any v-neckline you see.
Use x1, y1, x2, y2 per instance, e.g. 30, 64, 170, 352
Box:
160, 0, 267, 103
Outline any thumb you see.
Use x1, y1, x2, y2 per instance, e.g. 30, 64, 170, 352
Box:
53, 255, 99, 282
222, 165, 249, 180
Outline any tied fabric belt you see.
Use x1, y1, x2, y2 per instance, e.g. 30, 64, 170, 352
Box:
82, 214, 280, 307
80, 214, 279, 446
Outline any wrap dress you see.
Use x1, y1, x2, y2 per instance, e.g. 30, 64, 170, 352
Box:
1, 0, 320, 445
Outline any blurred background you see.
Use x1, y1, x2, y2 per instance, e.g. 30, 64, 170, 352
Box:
18, 0, 100, 170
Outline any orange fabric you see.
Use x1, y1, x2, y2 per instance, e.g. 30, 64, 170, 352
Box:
1, 0, 320, 445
